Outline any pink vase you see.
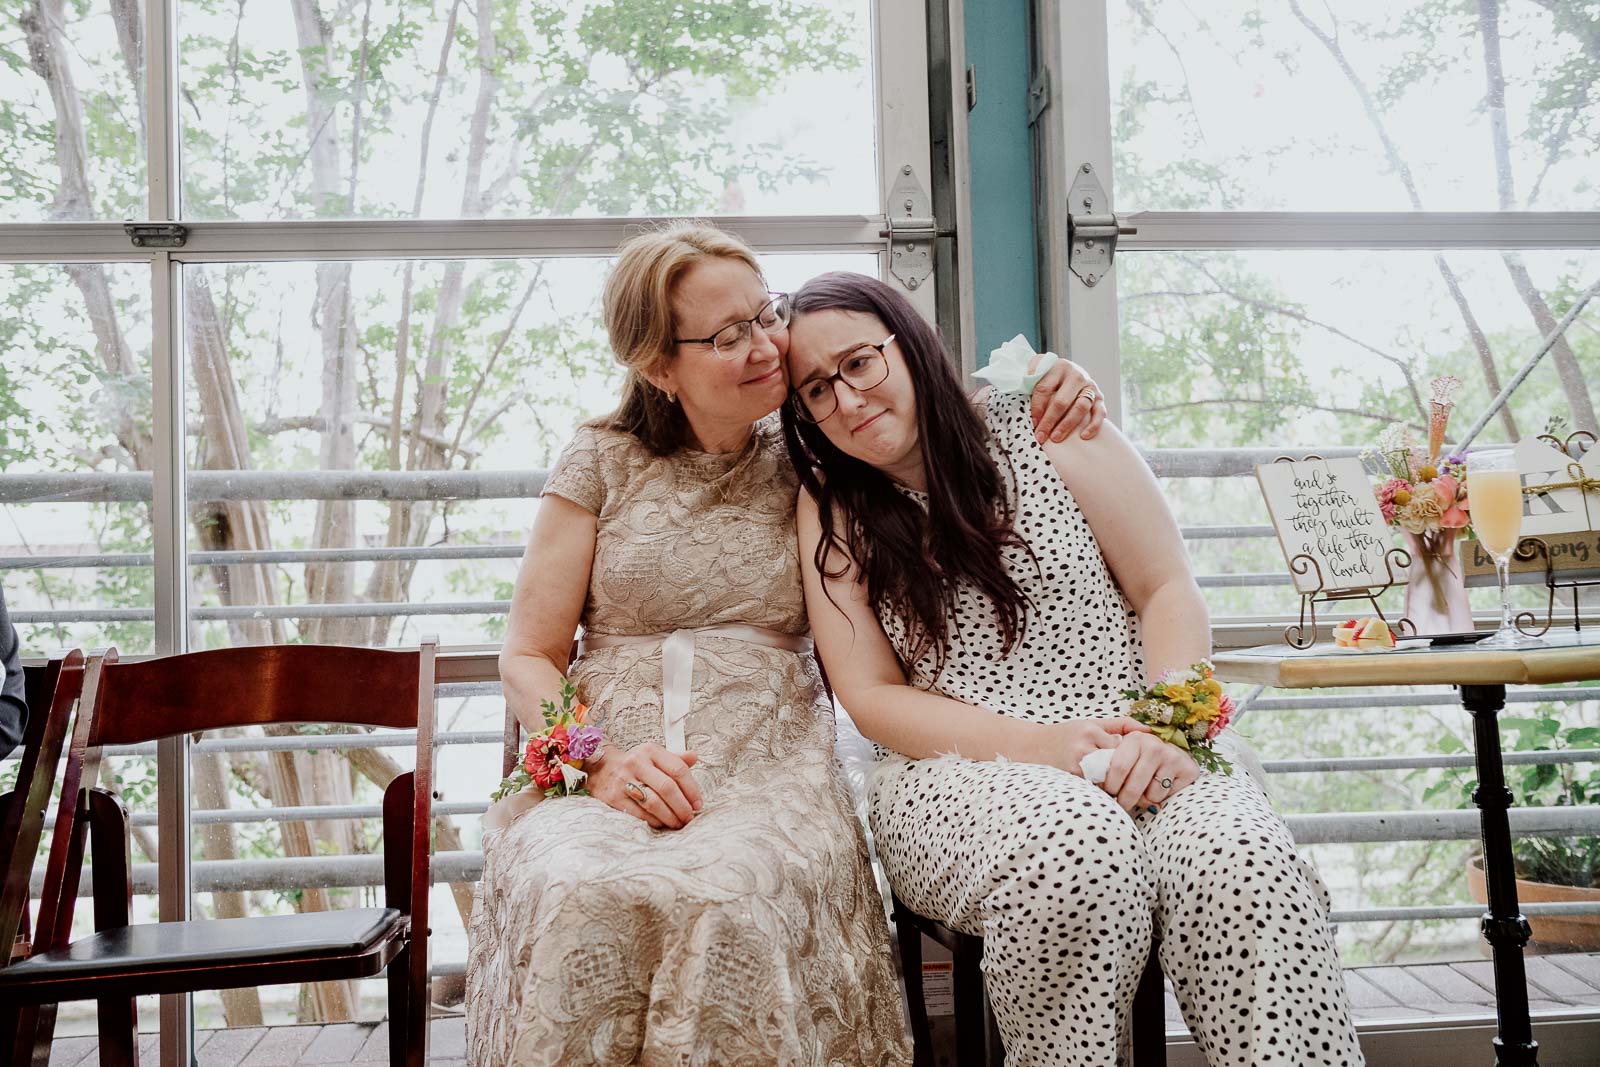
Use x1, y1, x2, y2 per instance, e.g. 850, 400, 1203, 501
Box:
1401, 528, 1474, 635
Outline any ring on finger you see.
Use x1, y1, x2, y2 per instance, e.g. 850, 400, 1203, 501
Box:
1158, 776, 1173, 791
623, 780, 649, 804
1075, 387, 1099, 405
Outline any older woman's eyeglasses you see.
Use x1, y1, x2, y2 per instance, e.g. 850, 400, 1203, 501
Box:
674, 293, 792, 360
790, 335, 895, 424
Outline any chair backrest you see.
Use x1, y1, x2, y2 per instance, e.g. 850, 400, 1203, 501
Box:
1, 651, 84, 964
87, 642, 437, 745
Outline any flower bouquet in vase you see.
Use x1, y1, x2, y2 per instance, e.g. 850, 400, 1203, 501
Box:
1368, 376, 1474, 635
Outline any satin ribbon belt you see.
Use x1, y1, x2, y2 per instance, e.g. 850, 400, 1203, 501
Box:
578, 625, 813, 751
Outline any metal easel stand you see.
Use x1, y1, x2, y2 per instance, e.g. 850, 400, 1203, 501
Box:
1513, 431, 1598, 637
1508, 537, 1598, 637
1283, 548, 1418, 649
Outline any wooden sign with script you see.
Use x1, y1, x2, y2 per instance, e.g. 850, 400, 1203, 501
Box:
1462, 530, 1600, 583
1256, 457, 1394, 594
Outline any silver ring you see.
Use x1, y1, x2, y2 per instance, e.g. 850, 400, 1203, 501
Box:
624, 780, 649, 804
1158, 777, 1173, 791
1077, 387, 1099, 404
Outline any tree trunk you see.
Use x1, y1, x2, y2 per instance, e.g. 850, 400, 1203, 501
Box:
261, 733, 357, 1020
363, 0, 498, 643
1475, 0, 1597, 432
1289, 0, 1521, 440
107, 0, 146, 145
189, 268, 367, 1015
191, 752, 266, 1027
290, 0, 366, 647
187, 271, 288, 647
22, 0, 155, 466
342, 745, 478, 938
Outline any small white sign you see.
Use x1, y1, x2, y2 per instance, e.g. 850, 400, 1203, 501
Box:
1511, 437, 1594, 536
922, 961, 955, 1016
1256, 457, 1394, 594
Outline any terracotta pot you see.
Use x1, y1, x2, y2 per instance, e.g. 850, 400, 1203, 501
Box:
1401, 528, 1474, 636
1466, 855, 1600, 950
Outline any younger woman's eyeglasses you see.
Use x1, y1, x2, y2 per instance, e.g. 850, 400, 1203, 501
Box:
790, 335, 895, 423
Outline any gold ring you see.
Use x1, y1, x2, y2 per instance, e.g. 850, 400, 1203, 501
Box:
624, 780, 649, 804
1077, 388, 1099, 404
1158, 777, 1173, 791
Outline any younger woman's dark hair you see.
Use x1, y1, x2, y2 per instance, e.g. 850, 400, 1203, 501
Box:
780, 272, 1034, 677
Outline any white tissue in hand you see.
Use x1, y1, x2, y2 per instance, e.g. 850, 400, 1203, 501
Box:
1079, 747, 1113, 785
973, 333, 1060, 396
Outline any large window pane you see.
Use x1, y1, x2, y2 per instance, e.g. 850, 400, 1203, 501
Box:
0, 0, 147, 222
178, 0, 876, 221
1119, 248, 1599, 619
1118, 248, 1600, 970
181, 251, 875, 1029
1, 262, 155, 656
1121, 249, 1599, 450
1110, 1, 1599, 212
0, 261, 159, 1038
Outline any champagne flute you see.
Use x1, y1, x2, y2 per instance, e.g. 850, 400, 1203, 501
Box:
1469, 450, 1539, 647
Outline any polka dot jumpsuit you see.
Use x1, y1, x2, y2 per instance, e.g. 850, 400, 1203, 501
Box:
865, 392, 1364, 1067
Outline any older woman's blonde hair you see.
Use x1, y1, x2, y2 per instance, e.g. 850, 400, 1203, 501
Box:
595, 220, 764, 454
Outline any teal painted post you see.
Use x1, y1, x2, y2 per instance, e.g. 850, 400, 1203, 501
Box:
964, 0, 1042, 367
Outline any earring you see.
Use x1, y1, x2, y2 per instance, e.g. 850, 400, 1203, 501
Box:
666, 389, 678, 403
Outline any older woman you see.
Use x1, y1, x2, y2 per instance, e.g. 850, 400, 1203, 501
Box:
464, 222, 1104, 1065
785, 272, 1363, 1067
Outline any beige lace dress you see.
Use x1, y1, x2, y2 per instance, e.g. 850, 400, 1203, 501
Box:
465, 421, 911, 1066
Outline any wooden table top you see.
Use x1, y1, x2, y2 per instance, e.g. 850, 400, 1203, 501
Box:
1212, 629, 1600, 689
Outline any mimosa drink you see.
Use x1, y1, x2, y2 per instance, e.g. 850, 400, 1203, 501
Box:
1470, 452, 1540, 648
1471, 469, 1523, 557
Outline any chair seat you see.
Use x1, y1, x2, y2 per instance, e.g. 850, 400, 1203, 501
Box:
0, 907, 403, 994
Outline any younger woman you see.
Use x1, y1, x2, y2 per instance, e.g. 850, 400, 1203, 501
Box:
783, 272, 1363, 1067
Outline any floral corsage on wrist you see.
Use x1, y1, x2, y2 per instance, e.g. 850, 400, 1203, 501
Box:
490, 680, 605, 801
1121, 661, 1235, 775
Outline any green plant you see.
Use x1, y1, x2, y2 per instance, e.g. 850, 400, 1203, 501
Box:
1425, 712, 1600, 888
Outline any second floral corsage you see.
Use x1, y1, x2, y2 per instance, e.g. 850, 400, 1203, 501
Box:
491, 679, 605, 801
1121, 661, 1235, 775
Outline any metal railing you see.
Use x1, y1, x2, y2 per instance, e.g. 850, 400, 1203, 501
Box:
4, 458, 1599, 958
14, 678, 1598, 919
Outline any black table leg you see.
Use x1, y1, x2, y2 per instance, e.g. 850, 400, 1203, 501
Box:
1461, 683, 1539, 1066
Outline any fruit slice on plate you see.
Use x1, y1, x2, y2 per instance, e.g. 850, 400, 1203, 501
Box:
1332, 617, 1396, 650
1353, 618, 1395, 649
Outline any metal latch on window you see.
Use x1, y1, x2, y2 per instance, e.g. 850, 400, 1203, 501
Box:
125, 223, 188, 248
1066, 163, 1135, 287
881, 165, 941, 291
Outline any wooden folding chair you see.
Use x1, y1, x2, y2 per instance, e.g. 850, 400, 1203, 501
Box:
0, 640, 438, 1067
2, 653, 83, 963
0, 652, 85, 1056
